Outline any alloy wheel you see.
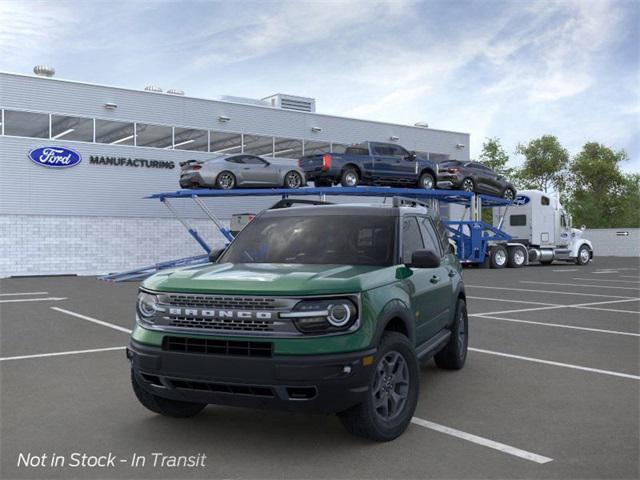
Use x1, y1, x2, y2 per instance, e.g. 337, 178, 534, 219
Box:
285, 172, 302, 188
504, 189, 515, 200
372, 351, 409, 421
462, 179, 474, 192
218, 172, 235, 189
344, 172, 358, 186
421, 175, 434, 189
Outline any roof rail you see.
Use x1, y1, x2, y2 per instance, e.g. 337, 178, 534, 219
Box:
392, 196, 430, 209
269, 198, 334, 209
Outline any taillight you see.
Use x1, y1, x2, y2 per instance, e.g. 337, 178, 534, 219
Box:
192, 165, 202, 171
448, 167, 459, 173
297, 159, 301, 167
322, 154, 332, 171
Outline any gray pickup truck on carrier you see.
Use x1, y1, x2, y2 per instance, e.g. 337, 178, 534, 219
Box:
298, 142, 439, 189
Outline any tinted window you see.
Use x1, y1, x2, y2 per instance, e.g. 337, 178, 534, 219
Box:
4, 110, 49, 138
541, 196, 550, 206
372, 144, 394, 156
345, 147, 370, 156
51, 114, 93, 142
242, 156, 267, 165
431, 216, 451, 253
174, 127, 208, 151
401, 217, 424, 263
418, 218, 442, 255
95, 119, 134, 145
389, 145, 409, 157
225, 156, 244, 164
510, 215, 527, 226
220, 215, 396, 266
136, 123, 172, 148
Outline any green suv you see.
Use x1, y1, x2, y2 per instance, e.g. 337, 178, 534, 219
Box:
128, 199, 468, 441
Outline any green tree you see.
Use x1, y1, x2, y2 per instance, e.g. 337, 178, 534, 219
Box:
565, 142, 638, 228
516, 135, 569, 193
479, 137, 513, 176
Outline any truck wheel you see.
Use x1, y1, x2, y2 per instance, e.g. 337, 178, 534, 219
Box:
434, 299, 468, 370
490, 245, 507, 269
340, 168, 359, 187
216, 171, 236, 189
131, 370, 206, 418
338, 332, 419, 442
507, 246, 526, 268
576, 245, 591, 265
418, 172, 435, 190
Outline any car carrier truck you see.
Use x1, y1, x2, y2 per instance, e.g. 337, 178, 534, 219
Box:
488, 189, 594, 267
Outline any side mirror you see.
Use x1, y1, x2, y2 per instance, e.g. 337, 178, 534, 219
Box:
581, 225, 586, 231
407, 151, 417, 161
208, 248, 224, 263
407, 250, 440, 269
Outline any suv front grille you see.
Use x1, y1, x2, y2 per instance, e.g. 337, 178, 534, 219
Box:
168, 316, 274, 332
164, 295, 278, 310
162, 336, 273, 357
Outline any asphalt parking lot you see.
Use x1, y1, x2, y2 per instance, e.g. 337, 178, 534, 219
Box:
1, 256, 638, 479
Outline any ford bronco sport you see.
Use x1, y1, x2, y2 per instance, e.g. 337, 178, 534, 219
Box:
128, 198, 468, 441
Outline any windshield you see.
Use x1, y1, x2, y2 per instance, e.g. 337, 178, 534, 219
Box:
220, 214, 396, 266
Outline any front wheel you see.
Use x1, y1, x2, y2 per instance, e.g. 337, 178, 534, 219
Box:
418, 172, 435, 190
131, 370, 206, 418
461, 177, 475, 192
434, 299, 468, 370
216, 171, 236, 189
576, 245, 591, 265
283, 170, 303, 189
503, 188, 516, 201
338, 332, 419, 442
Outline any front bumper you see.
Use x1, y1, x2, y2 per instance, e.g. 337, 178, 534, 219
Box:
128, 339, 375, 414
437, 173, 464, 190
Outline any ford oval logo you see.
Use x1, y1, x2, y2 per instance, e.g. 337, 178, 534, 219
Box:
28, 146, 82, 168
513, 195, 530, 206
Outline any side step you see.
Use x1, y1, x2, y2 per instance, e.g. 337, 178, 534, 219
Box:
416, 329, 451, 362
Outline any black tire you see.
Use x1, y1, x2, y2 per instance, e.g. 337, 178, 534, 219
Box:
338, 332, 419, 442
461, 177, 475, 192
216, 171, 236, 189
503, 188, 516, 201
490, 245, 508, 269
540, 260, 553, 265
507, 246, 527, 268
131, 370, 206, 418
576, 245, 591, 265
418, 172, 435, 190
283, 170, 303, 189
340, 168, 360, 187
434, 299, 468, 370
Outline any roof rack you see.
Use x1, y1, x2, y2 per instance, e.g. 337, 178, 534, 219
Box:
269, 198, 334, 209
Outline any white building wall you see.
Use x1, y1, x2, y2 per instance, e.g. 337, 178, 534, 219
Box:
584, 228, 640, 257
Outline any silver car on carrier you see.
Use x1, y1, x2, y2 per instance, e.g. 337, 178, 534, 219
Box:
179, 154, 306, 189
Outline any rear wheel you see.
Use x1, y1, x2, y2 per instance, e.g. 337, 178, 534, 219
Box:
461, 178, 475, 192
503, 188, 516, 201
418, 172, 435, 190
131, 370, 206, 418
340, 168, 359, 187
507, 245, 527, 268
338, 332, 418, 442
576, 245, 591, 265
490, 245, 508, 269
216, 171, 236, 189
284, 171, 303, 189
434, 299, 468, 370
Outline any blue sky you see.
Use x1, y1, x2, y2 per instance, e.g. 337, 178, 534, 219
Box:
1, 0, 638, 171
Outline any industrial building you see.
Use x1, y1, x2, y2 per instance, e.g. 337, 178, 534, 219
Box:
0, 69, 470, 277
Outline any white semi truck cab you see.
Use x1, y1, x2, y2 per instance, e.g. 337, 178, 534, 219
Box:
493, 190, 593, 266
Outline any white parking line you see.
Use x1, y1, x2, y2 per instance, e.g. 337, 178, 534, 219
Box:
466, 296, 560, 307
621, 275, 640, 279
0, 291, 49, 296
472, 305, 565, 316
573, 278, 640, 284
469, 348, 640, 380
552, 269, 579, 272
0, 346, 125, 362
51, 307, 132, 334
473, 297, 640, 317
466, 285, 637, 299
411, 417, 553, 464
472, 315, 640, 337
0, 297, 67, 304
520, 281, 640, 291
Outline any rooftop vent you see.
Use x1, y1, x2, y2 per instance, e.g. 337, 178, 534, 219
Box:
414, 122, 429, 128
167, 89, 185, 96
33, 65, 55, 77
144, 85, 163, 93
262, 94, 316, 113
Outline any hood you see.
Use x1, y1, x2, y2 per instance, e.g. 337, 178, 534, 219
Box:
142, 263, 399, 296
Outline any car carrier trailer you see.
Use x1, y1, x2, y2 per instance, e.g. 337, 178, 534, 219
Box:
100, 186, 590, 282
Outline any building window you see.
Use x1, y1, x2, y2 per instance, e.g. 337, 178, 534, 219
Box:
210, 131, 243, 154
50, 114, 93, 142
4, 110, 49, 138
135, 123, 173, 148
303, 140, 331, 155
173, 127, 208, 151
273, 137, 303, 159
243, 134, 274, 156
95, 119, 135, 145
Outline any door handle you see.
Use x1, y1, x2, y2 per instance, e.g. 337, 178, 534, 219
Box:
430, 275, 440, 284
448, 269, 456, 277
243, 167, 251, 170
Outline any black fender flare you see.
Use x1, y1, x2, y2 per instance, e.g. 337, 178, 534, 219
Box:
419, 167, 436, 179
371, 299, 416, 347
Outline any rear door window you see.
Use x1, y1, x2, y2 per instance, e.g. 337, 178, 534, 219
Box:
418, 218, 442, 256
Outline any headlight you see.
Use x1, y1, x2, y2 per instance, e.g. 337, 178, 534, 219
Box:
137, 291, 159, 324
281, 298, 358, 334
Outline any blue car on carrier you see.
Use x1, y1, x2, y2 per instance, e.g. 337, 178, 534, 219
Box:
298, 141, 439, 189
